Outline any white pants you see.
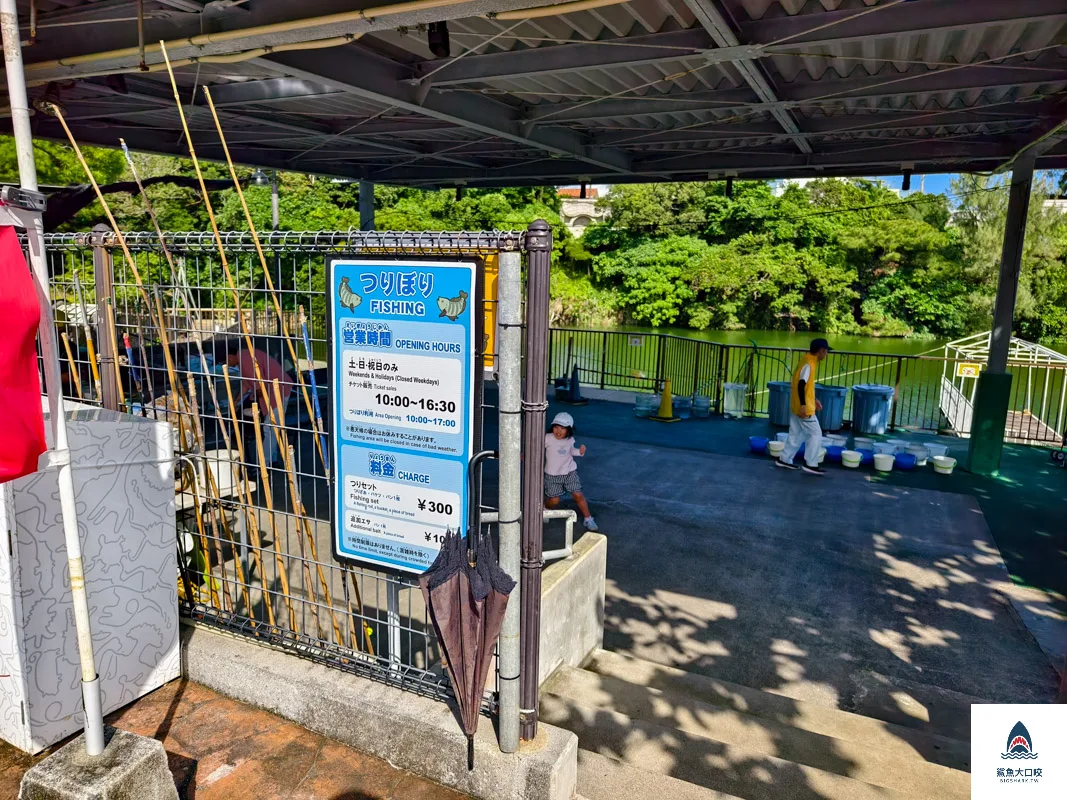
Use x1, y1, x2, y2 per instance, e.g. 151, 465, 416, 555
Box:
781, 413, 822, 467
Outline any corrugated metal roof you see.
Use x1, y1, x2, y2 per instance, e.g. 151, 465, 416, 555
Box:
9, 0, 1067, 184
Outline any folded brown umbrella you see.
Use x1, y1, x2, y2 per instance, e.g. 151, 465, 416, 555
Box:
420, 451, 514, 770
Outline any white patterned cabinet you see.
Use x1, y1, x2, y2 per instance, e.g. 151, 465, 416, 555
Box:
0, 405, 179, 753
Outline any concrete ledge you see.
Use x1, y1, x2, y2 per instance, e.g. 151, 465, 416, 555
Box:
540, 533, 607, 687
180, 623, 578, 800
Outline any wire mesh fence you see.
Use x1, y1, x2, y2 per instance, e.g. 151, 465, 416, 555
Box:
39, 229, 522, 705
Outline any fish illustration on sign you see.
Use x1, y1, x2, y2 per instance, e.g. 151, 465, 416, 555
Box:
338, 276, 362, 312
437, 290, 468, 321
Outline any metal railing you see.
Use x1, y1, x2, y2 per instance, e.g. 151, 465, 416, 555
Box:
548, 328, 1066, 443
40, 227, 529, 709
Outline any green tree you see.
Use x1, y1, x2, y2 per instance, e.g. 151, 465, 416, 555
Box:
953, 173, 1067, 341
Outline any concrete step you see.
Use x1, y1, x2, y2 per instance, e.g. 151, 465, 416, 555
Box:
543, 692, 920, 800
841, 669, 988, 743
583, 649, 971, 771
575, 749, 747, 800
545, 666, 969, 797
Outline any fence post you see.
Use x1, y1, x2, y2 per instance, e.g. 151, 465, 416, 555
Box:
520, 220, 552, 741
496, 240, 523, 754
720, 346, 730, 414
692, 342, 702, 398
91, 224, 120, 411
655, 334, 666, 391
890, 356, 903, 431
600, 331, 608, 389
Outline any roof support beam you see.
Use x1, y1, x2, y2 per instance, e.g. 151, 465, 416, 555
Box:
261, 44, 634, 174
590, 109, 1051, 147
365, 139, 1026, 183
199, 78, 341, 107
79, 79, 485, 168
415, 28, 713, 86
20, 0, 644, 84
524, 58, 1067, 123
682, 0, 812, 154
745, 0, 1067, 50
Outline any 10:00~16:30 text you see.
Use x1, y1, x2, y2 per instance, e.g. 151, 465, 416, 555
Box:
374, 393, 457, 413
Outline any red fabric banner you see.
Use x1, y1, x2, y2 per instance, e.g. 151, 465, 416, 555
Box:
0, 224, 46, 482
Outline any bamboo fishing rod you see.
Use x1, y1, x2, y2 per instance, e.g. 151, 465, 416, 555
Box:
202, 86, 328, 476
121, 138, 258, 618
251, 402, 298, 632
52, 103, 264, 626
155, 43, 283, 439
153, 289, 191, 453
122, 333, 143, 409
188, 373, 254, 619
273, 380, 345, 646
60, 332, 84, 400
135, 325, 154, 407
298, 305, 329, 478
187, 377, 234, 613
270, 383, 321, 638
224, 371, 275, 627
72, 274, 103, 402
104, 302, 126, 411
51, 104, 195, 452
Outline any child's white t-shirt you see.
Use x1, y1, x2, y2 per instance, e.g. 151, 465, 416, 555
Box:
544, 433, 582, 476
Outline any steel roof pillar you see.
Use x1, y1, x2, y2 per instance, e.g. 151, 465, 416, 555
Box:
988, 156, 1036, 374
967, 155, 1035, 476
359, 180, 375, 231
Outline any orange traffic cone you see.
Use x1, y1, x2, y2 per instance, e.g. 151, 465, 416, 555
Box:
650, 378, 680, 422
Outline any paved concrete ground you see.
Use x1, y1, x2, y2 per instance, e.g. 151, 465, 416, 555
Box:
0, 680, 467, 800
552, 410, 1061, 733
553, 397, 1067, 609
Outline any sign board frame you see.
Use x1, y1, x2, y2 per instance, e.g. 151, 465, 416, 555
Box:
326, 255, 484, 575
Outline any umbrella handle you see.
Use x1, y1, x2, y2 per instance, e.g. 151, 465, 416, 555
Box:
467, 450, 498, 564
468, 735, 475, 771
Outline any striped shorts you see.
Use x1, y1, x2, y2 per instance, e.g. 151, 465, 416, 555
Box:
544, 470, 582, 498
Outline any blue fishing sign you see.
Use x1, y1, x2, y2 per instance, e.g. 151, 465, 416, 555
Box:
327, 258, 477, 574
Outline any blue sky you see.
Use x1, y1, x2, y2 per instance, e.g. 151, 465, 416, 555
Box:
567, 174, 960, 199
871, 174, 955, 196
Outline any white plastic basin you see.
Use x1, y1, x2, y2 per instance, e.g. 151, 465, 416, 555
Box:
933, 455, 957, 475
873, 452, 895, 472
926, 443, 949, 458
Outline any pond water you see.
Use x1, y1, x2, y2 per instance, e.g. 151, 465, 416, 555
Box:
597, 325, 948, 357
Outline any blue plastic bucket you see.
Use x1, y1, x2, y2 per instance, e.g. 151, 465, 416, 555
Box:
767, 381, 792, 427
851, 384, 895, 436
857, 448, 875, 465
814, 384, 847, 432
748, 436, 769, 454
825, 445, 844, 462
894, 452, 917, 471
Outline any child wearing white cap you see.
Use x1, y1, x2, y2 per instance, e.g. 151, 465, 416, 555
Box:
544, 411, 598, 531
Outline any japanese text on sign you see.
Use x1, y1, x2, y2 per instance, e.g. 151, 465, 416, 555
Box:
329, 259, 476, 574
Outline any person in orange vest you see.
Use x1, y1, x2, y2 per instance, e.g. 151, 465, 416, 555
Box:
777, 338, 831, 475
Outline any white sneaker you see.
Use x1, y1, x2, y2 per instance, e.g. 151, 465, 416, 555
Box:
583, 516, 599, 531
